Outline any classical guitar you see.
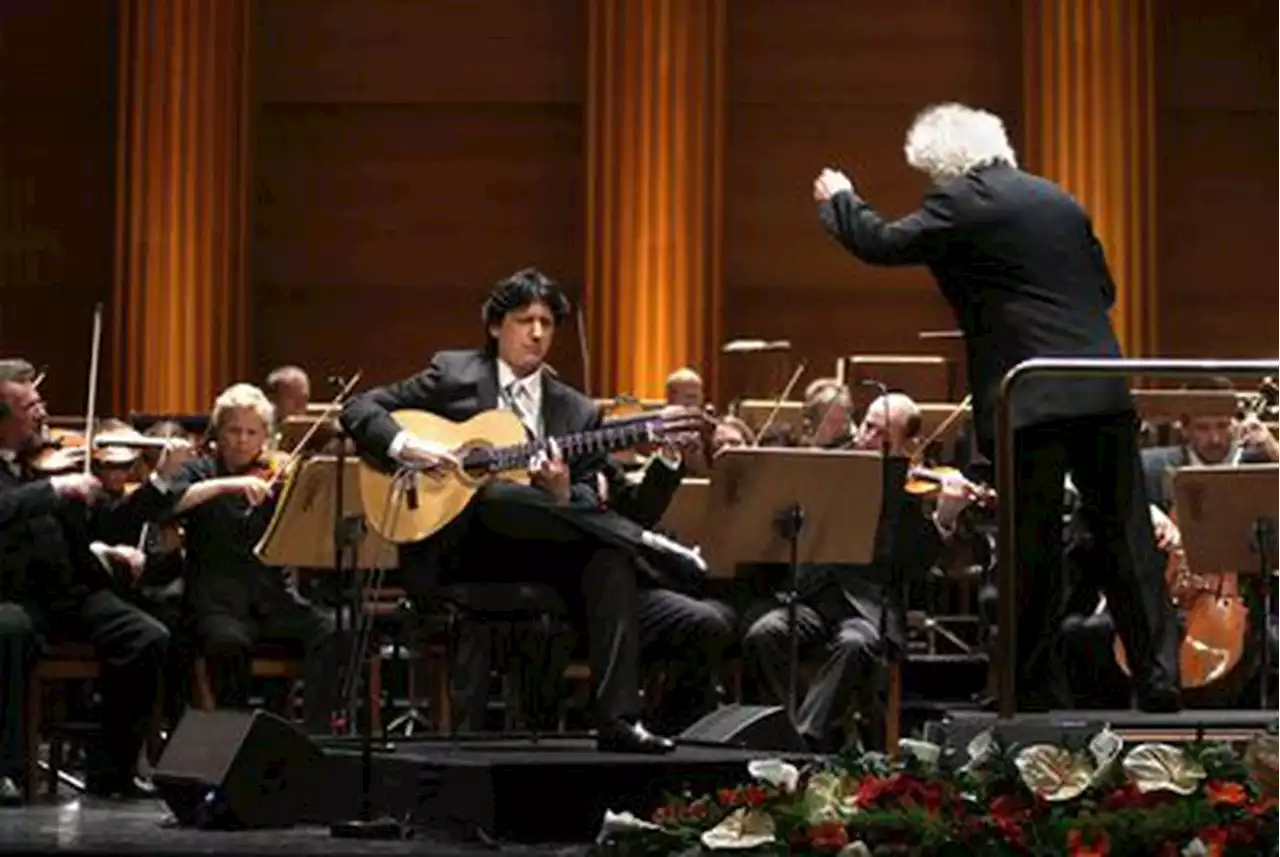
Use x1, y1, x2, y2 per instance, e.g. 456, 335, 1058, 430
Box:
357, 407, 707, 544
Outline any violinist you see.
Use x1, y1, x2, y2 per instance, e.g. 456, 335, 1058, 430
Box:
265, 365, 312, 420
741, 389, 950, 753
164, 383, 342, 735
0, 359, 185, 802
664, 367, 705, 409
801, 380, 855, 449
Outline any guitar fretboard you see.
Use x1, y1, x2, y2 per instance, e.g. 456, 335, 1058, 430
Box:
460, 414, 661, 473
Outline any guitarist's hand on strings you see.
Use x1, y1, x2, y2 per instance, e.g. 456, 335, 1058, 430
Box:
400, 436, 460, 473
530, 439, 571, 505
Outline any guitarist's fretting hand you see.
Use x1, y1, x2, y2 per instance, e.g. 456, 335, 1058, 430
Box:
400, 436, 461, 473
529, 439, 570, 505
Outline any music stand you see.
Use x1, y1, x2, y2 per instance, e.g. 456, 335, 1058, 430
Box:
658, 478, 710, 548
255, 455, 404, 840
703, 448, 887, 721
1173, 464, 1279, 708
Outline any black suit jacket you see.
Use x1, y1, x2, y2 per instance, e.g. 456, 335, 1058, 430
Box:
802, 487, 943, 651
0, 467, 171, 602
819, 162, 1132, 456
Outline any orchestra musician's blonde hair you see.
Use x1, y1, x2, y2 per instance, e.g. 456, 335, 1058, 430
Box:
210, 383, 275, 435
904, 103, 1017, 183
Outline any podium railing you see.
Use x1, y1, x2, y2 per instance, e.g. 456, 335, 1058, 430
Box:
995, 357, 1280, 718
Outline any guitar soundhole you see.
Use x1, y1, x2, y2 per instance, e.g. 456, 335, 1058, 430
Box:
457, 441, 497, 484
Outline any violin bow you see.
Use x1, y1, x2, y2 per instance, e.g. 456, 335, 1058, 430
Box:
909, 393, 971, 466
753, 361, 807, 447
261, 371, 362, 491
82, 304, 105, 476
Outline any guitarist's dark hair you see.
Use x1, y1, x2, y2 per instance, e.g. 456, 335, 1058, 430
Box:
481, 268, 571, 353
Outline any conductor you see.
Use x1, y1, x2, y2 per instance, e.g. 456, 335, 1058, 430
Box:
812, 102, 1181, 712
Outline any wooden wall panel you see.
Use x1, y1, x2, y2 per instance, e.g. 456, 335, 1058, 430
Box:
1155, 0, 1278, 360
720, 0, 1022, 399
0, 2, 117, 413
252, 0, 586, 392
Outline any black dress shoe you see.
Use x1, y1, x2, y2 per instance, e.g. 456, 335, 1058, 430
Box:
597, 720, 676, 755
0, 776, 23, 807
86, 774, 158, 801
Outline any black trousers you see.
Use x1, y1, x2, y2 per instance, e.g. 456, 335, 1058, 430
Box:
1011, 412, 1179, 709
742, 591, 884, 752
192, 575, 341, 734
0, 590, 168, 791
434, 482, 647, 728
450, 587, 734, 733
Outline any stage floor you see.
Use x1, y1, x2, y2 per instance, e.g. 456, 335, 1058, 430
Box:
0, 796, 586, 856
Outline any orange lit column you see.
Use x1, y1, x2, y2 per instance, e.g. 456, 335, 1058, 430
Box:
584, 0, 725, 399
1022, 0, 1157, 355
112, 0, 253, 413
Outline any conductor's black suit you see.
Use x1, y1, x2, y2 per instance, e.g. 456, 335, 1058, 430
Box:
818, 162, 1180, 710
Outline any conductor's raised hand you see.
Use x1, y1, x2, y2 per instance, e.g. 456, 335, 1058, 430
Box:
813, 167, 854, 202
530, 439, 571, 506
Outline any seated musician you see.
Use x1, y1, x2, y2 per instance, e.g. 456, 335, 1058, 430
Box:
265, 365, 312, 420
741, 390, 960, 752
0, 360, 183, 802
166, 383, 343, 735
802, 379, 856, 448
664, 368, 705, 409
340, 267, 676, 753
96, 418, 191, 729
1063, 408, 1280, 709
1142, 378, 1277, 510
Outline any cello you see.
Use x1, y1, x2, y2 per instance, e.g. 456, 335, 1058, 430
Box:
1110, 506, 1249, 697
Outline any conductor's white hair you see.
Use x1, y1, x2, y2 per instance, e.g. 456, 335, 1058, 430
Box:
904, 103, 1017, 183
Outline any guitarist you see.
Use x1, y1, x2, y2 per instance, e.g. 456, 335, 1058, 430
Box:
341, 268, 675, 754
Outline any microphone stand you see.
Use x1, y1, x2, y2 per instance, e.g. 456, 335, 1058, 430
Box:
329, 375, 405, 841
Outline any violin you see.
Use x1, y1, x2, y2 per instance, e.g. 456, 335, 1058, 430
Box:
24, 428, 176, 476
904, 465, 997, 507
241, 449, 291, 484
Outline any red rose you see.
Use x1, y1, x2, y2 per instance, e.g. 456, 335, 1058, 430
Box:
717, 787, 738, 807
685, 800, 708, 820
1066, 828, 1110, 857
808, 821, 849, 850
1205, 780, 1249, 807
743, 785, 768, 808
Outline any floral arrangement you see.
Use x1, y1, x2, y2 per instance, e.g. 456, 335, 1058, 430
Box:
595, 726, 1279, 857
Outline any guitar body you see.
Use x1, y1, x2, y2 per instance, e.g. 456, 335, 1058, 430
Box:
358, 409, 530, 544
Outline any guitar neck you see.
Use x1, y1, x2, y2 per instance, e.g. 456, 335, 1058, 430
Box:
486, 415, 660, 472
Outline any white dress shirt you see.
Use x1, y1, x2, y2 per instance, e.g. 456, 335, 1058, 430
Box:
497, 359, 544, 439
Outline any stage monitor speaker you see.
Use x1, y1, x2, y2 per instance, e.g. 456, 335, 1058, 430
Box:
678, 704, 809, 753
152, 708, 325, 829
